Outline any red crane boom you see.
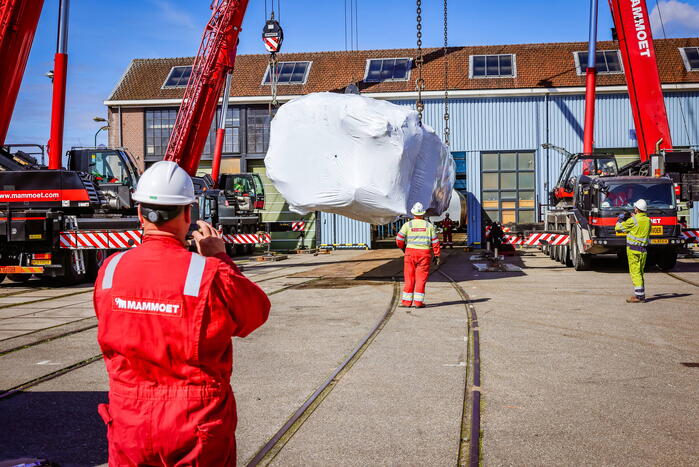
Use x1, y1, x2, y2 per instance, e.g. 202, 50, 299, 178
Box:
0, 0, 45, 147
164, 0, 249, 176
608, 0, 673, 161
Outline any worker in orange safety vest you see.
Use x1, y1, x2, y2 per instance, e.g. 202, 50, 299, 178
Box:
93, 161, 270, 466
396, 202, 441, 308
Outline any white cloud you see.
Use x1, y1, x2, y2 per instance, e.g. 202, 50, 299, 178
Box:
650, 0, 699, 36
150, 0, 198, 32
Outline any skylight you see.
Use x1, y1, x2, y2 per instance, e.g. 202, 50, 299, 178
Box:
364, 58, 411, 82
574, 50, 623, 75
470, 54, 516, 78
163, 66, 192, 88
263, 61, 312, 85
680, 47, 699, 71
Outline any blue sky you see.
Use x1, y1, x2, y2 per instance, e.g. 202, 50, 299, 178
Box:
7, 0, 699, 149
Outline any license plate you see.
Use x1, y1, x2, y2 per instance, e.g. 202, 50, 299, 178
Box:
29, 234, 43, 240
615, 231, 627, 236
31, 260, 51, 265
651, 239, 669, 244
0, 266, 44, 274
651, 226, 663, 236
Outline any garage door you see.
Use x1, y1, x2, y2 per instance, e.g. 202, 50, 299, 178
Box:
247, 159, 316, 250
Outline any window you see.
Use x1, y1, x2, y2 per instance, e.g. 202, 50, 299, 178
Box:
163, 66, 192, 88
470, 54, 515, 78
247, 109, 272, 153
481, 151, 535, 225
364, 58, 412, 82
452, 152, 467, 192
680, 47, 699, 71
145, 107, 241, 161
263, 61, 311, 85
574, 50, 623, 75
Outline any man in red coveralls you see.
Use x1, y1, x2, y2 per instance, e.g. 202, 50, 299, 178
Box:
93, 161, 270, 466
439, 212, 456, 248
396, 202, 441, 308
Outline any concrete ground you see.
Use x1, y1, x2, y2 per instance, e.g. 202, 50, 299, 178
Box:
440, 250, 699, 466
0, 247, 697, 466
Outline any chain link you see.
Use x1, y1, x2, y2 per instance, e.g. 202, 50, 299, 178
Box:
268, 53, 279, 114
443, 0, 450, 147
415, 0, 425, 124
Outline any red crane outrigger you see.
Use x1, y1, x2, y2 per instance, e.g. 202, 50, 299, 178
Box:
163, 0, 249, 178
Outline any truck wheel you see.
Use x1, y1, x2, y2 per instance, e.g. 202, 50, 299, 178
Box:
86, 250, 110, 282
51, 251, 88, 286
7, 274, 31, 283
549, 244, 556, 260
564, 246, 573, 267
572, 242, 591, 271
655, 250, 678, 271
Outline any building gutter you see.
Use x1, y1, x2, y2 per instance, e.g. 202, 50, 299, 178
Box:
103, 82, 699, 107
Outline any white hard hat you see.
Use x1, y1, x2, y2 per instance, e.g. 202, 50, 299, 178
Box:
633, 199, 648, 212
132, 161, 195, 205
410, 202, 426, 216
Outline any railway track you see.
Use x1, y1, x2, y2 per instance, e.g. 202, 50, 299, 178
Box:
0, 276, 322, 400
246, 270, 482, 467
663, 271, 699, 288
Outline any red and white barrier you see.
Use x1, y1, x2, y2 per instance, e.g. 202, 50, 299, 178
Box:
524, 233, 570, 246
221, 233, 272, 244
503, 235, 524, 245
59, 230, 143, 249
682, 230, 699, 243
292, 221, 305, 232
59, 230, 272, 249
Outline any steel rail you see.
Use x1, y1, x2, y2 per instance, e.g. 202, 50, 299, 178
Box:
246, 280, 400, 467
438, 270, 481, 467
0, 286, 50, 299
0, 277, 321, 397
0, 288, 92, 311
664, 271, 699, 288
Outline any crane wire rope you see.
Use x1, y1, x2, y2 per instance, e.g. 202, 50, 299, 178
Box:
415, 0, 425, 124
443, 0, 450, 147
654, 0, 693, 146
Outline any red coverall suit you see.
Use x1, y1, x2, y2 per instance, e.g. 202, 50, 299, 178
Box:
440, 217, 455, 248
396, 219, 441, 307
93, 236, 270, 466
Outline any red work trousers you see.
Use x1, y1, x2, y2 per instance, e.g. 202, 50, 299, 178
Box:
402, 248, 432, 307
442, 231, 453, 247
99, 382, 236, 466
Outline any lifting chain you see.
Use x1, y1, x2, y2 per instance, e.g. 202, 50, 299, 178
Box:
415, 0, 425, 124
268, 52, 279, 114
443, 0, 450, 147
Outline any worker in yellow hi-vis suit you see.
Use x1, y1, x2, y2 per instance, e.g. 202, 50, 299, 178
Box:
396, 202, 441, 309
615, 199, 651, 303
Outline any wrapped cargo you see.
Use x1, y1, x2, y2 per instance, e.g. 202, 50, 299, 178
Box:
265, 92, 455, 225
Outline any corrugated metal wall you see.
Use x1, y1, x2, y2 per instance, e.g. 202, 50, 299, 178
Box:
319, 212, 372, 248
396, 91, 699, 243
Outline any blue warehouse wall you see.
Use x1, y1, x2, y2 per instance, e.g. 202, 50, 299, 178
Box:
396, 91, 699, 244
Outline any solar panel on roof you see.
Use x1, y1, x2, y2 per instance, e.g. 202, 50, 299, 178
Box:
470, 55, 515, 78
364, 58, 411, 82
263, 61, 311, 84
163, 66, 192, 88
682, 47, 699, 71
576, 50, 623, 74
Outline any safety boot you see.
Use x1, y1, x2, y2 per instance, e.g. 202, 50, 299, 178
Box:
626, 296, 645, 303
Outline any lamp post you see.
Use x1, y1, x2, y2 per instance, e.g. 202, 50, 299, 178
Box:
93, 117, 108, 147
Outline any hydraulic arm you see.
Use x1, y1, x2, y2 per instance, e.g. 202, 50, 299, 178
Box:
164, 0, 249, 176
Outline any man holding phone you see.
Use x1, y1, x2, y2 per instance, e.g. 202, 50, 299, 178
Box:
94, 161, 270, 465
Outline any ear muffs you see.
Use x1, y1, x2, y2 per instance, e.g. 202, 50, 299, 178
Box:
142, 206, 179, 223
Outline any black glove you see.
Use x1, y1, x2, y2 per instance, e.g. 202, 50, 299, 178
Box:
433, 256, 440, 266
617, 213, 626, 222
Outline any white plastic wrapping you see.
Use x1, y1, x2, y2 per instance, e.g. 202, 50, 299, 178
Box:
265, 92, 455, 225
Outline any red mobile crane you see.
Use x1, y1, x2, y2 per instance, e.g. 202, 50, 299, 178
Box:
0, 0, 266, 285
541, 0, 697, 271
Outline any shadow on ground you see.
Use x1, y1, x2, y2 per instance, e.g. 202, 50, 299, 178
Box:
0, 391, 108, 466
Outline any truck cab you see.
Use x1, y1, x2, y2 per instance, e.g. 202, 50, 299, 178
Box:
576, 175, 682, 269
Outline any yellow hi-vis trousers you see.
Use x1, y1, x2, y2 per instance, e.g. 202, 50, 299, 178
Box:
627, 247, 647, 299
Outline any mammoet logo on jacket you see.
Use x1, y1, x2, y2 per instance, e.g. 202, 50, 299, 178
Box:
113, 297, 183, 317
